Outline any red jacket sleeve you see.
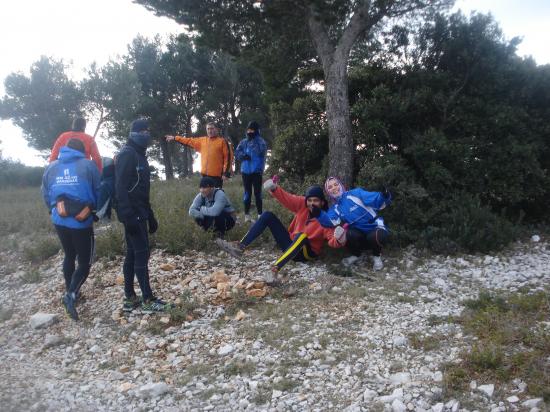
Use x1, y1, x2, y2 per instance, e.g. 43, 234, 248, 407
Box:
270, 186, 306, 214
324, 227, 343, 249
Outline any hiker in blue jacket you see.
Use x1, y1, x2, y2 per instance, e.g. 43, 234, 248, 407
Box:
42, 138, 100, 321
312, 176, 392, 270
235, 121, 267, 222
115, 118, 170, 314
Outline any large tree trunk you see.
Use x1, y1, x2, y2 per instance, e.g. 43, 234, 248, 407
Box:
160, 139, 174, 180
325, 61, 354, 187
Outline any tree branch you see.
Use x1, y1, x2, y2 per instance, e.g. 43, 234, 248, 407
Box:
306, 4, 335, 69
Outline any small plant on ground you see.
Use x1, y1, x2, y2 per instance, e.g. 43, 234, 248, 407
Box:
23, 237, 59, 263
21, 268, 42, 284
444, 290, 550, 401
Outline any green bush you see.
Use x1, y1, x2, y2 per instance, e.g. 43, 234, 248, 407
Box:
23, 236, 60, 263
95, 225, 125, 260
0, 187, 51, 236
0, 159, 44, 188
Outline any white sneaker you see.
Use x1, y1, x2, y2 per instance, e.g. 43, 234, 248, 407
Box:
342, 255, 360, 266
244, 214, 252, 223
372, 256, 383, 271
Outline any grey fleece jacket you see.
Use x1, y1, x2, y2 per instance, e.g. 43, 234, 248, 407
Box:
189, 189, 235, 219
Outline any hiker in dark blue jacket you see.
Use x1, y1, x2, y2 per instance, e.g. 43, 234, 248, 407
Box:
235, 121, 267, 222
42, 138, 100, 321
115, 119, 169, 314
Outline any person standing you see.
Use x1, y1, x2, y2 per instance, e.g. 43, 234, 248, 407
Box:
115, 119, 169, 313
189, 176, 236, 238
50, 117, 103, 173
42, 138, 100, 321
165, 122, 233, 187
235, 121, 267, 222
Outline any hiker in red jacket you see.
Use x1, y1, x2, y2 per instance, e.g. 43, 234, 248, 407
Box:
50, 117, 102, 173
216, 177, 342, 283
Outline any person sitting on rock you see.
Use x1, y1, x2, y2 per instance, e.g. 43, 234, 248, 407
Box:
311, 176, 391, 270
189, 176, 236, 238
215, 177, 342, 283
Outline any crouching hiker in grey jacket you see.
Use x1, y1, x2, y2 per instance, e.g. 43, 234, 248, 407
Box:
189, 176, 236, 238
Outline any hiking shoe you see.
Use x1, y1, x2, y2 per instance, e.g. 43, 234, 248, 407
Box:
215, 238, 244, 258
372, 256, 384, 271
342, 255, 360, 267
122, 295, 141, 312
62, 293, 79, 321
141, 298, 171, 314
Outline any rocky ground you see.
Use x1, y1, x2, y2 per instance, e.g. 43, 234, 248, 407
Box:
0, 233, 549, 412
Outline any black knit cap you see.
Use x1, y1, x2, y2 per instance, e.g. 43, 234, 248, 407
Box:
246, 121, 260, 131
304, 185, 328, 210
199, 176, 216, 188
71, 117, 86, 132
131, 118, 149, 133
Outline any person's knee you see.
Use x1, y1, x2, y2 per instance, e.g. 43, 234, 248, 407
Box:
260, 211, 275, 221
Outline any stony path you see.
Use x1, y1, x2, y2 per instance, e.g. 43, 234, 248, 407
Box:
0, 237, 548, 411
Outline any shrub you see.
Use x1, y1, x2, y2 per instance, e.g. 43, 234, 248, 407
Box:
23, 236, 59, 263
95, 225, 125, 260
0, 159, 44, 188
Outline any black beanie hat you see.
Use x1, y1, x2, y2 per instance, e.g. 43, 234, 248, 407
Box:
304, 185, 328, 210
66, 138, 85, 153
71, 117, 86, 132
131, 118, 149, 133
246, 121, 260, 131
199, 176, 216, 188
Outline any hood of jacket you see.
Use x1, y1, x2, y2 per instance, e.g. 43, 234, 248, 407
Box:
58, 146, 86, 162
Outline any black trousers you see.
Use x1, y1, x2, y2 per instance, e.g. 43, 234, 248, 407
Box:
241, 211, 316, 270
195, 211, 236, 237
54, 225, 94, 296
123, 220, 154, 301
346, 227, 388, 257
241, 172, 263, 215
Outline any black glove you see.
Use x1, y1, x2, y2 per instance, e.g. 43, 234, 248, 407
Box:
310, 205, 322, 218
125, 216, 141, 236
241, 154, 252, 161
148, 214, 158, 234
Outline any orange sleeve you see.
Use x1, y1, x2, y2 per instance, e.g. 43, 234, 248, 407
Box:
90, 139, 103, 173
270, 186, 306, 214
325, 227, 343, 249
175, 135, 203, 151
222, 139, 231, 176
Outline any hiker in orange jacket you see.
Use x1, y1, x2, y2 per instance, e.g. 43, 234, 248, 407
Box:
50, 117, 102, 173
216, 178, 342, 283
165, 122, 233, 187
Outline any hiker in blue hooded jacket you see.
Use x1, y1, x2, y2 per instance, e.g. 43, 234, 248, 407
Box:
42, 138, 101, 321
235, 121, 267, 222
115, 119, 170, 314
312, 176, 392, 271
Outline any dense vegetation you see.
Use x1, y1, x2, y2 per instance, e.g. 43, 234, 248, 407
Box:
1, 6, 549, 253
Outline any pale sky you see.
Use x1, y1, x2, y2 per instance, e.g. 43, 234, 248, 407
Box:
1, 0, 549, 166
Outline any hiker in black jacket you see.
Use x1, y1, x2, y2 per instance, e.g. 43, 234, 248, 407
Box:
115, 119, 170, 313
